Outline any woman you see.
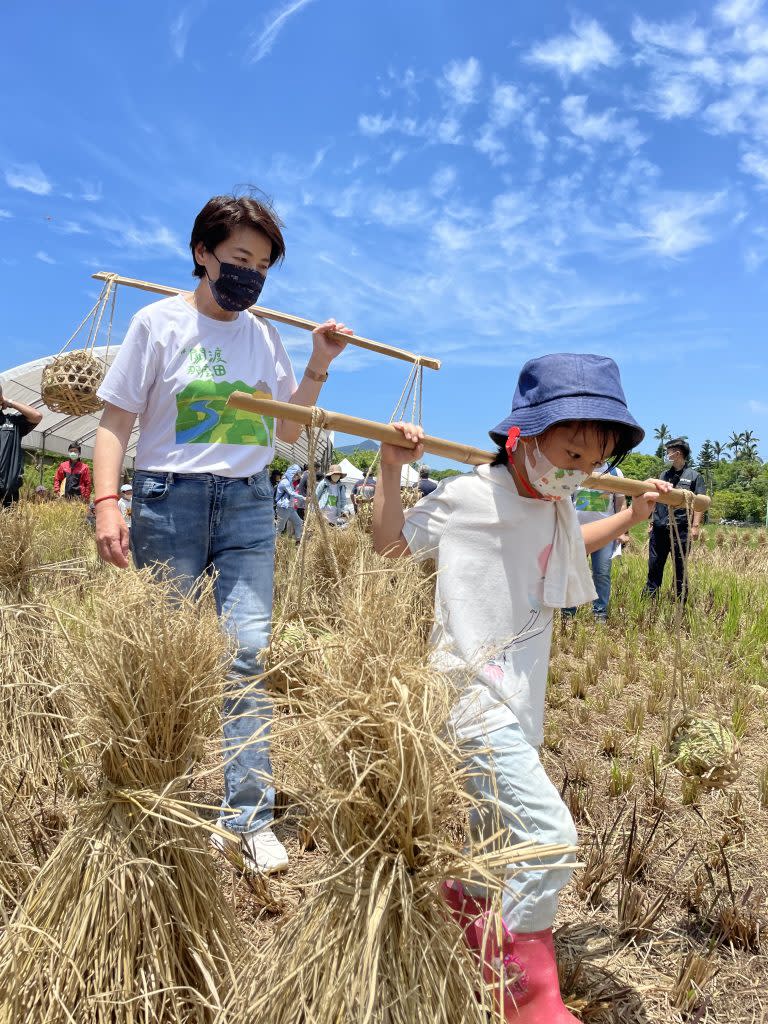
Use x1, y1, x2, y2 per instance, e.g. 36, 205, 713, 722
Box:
93, 193, 352, 874
315, 464, 348, 525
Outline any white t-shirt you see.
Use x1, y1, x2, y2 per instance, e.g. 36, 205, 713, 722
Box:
97, 295, 297, 477
403, 464, 566, 748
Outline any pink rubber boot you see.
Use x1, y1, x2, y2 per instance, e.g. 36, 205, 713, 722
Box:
441, 880, 578, 1023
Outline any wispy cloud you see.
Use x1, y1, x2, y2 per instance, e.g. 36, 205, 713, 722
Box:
170, 3, 207, 61
748, 398, 768, 413
527, 18, 620, 77
715, 0, 764, 25
631, 17, 708, 56
440, 57, 482, 105
562, 95, 645, 150
84, 213, 188, 261
5, 162, 52, 195
640, 191, 727, 257
247, 0, 315, 64
0, 209, 12, 219
51, 219, 88, 235
78, 179, 103, 202
35, 251, 56, 264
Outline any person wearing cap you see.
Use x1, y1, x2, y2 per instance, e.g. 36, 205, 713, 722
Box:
275, 463, 304, 542
117, 483, 133, 526
644, 437, 705, 604
417, 466, 437, 497
373, 353, 670, 1023
53, 443, 92, 502
315, 464, 348, 525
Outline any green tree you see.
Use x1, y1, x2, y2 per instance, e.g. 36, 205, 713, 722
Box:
727, 431, 745, 459
620, 452, 665, 481
712, 440, 727, 462
333, 447, 378, 474
697, 440, 715, 492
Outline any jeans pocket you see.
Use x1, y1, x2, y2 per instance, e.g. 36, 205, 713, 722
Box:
134, 472, 170, 504
248, 471, 273, 501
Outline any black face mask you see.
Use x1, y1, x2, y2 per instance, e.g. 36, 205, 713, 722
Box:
207, 253, 266, 312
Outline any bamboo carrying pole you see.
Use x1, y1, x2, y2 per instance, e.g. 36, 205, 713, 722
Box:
91, 271, 441, 371
226, 392, 712, 513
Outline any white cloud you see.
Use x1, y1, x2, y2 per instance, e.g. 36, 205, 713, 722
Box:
441, 57, 482, 106
475, 125, 508, 164
489, 83, 524, 127
51, 219, 88, 235
631, 17, 708, 56
640, 192, 726, 257
741, 148, 768, 181
5, 162, 52, 195
85, 214, 188, 260
748, 398, 768, 413
430, 166, 456, 198
731, 54, 768, 84
0, 209, 12, 219
649, 76, 702, 118
527, 19, 620, 77
562, 95, 645, 150
358, 113, 395, 136
704, 87, 757, 132
715, 0, 764, 25
170, 7, 194, 60
434, 117, 462, 144
247, 0, 315, 63
431, 219, 475, 253
366, 188, 431, 228
35, 251, 56, 264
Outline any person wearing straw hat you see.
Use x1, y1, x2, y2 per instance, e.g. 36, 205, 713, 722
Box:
0, 384, 42, 507
92, 192, 353, 875
373, 353, 670, 1022
315, 464, 348, 525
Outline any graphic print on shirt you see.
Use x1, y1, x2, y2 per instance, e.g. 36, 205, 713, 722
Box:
482, 542, 554, 686
174, 345, 275, 446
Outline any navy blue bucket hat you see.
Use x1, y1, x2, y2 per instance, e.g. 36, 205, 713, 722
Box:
489, 353, 644, 449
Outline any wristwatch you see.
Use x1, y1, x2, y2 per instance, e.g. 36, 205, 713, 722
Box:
304, 365, 329, 383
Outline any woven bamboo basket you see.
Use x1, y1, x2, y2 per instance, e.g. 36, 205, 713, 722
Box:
41, 350, 105, 416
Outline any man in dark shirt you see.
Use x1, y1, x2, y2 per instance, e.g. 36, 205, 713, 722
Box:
417, 466, 437, 497
0, 385, 42, 506
644, 437, 705, 602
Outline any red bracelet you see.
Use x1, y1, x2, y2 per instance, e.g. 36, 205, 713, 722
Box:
94, 494, 119, 506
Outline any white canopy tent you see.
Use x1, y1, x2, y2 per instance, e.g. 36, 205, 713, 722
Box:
1, 347, 333, 474
336, 458, 364, 487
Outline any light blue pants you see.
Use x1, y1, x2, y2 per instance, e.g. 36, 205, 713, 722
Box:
461, 715, 578, 932
131, 469, 276, 834
564, 540, 613, 618
276, 505, 303, 540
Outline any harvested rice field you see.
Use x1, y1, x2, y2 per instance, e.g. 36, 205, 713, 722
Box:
0, 501, 766, 1023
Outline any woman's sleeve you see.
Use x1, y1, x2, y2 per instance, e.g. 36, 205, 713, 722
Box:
97, 313, 157, 414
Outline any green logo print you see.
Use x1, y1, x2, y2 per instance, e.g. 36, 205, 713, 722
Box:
175, 360, 275, 447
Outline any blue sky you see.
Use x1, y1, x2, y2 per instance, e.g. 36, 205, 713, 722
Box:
2, 0, 768, 464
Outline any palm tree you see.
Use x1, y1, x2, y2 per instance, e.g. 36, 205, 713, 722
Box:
727, 431, 746, 458
654, 423, 671, 459
712, 440, 727, 462
740, 442, 761, 462
742, 429, 760, 448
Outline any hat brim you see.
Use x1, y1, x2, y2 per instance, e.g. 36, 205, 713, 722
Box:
489, 395, 645, 450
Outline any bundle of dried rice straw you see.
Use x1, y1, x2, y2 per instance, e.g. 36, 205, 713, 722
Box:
232, 535, 573, 1023
0, 569, 238, 1024
669, 715, 740, 789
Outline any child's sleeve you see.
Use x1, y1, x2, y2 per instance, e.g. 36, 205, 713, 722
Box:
97, 313, 157, 414
401, 482, 454, 561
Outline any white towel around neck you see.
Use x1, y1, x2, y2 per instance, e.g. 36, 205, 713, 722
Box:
541, 497, 598, 608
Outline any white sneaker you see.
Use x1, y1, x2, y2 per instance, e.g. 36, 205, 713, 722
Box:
210, 824, 289, 875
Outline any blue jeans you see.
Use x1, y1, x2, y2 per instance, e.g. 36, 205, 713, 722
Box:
564, 541, 613, 618
461, 715, 578, 932
131, 470, 276, 834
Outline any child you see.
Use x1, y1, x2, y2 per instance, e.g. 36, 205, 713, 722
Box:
373, 353, 669, 1022
275, 464, 304, 541
93, 192, 353, 874
315, 464, 347, 524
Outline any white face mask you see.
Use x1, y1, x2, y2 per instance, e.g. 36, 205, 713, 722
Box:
524, 440, 588, 500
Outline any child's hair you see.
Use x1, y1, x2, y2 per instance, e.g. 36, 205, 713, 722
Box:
190, 191, 286, 277
491, 419, 637, 469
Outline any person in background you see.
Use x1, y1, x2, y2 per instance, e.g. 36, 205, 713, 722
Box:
53, 443, 92, 502
269, 468, 282, 506
275, 464, 304, 541
117, 483, 133, 526
563, 464, 628, 623
417, 466, 437, 498
298, 461, 321, 519
34, 485, 50, 502
316, 464, 347, 525
644, 437, 705, 604
351, 471, 376, 511
0, 384, 42, 507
